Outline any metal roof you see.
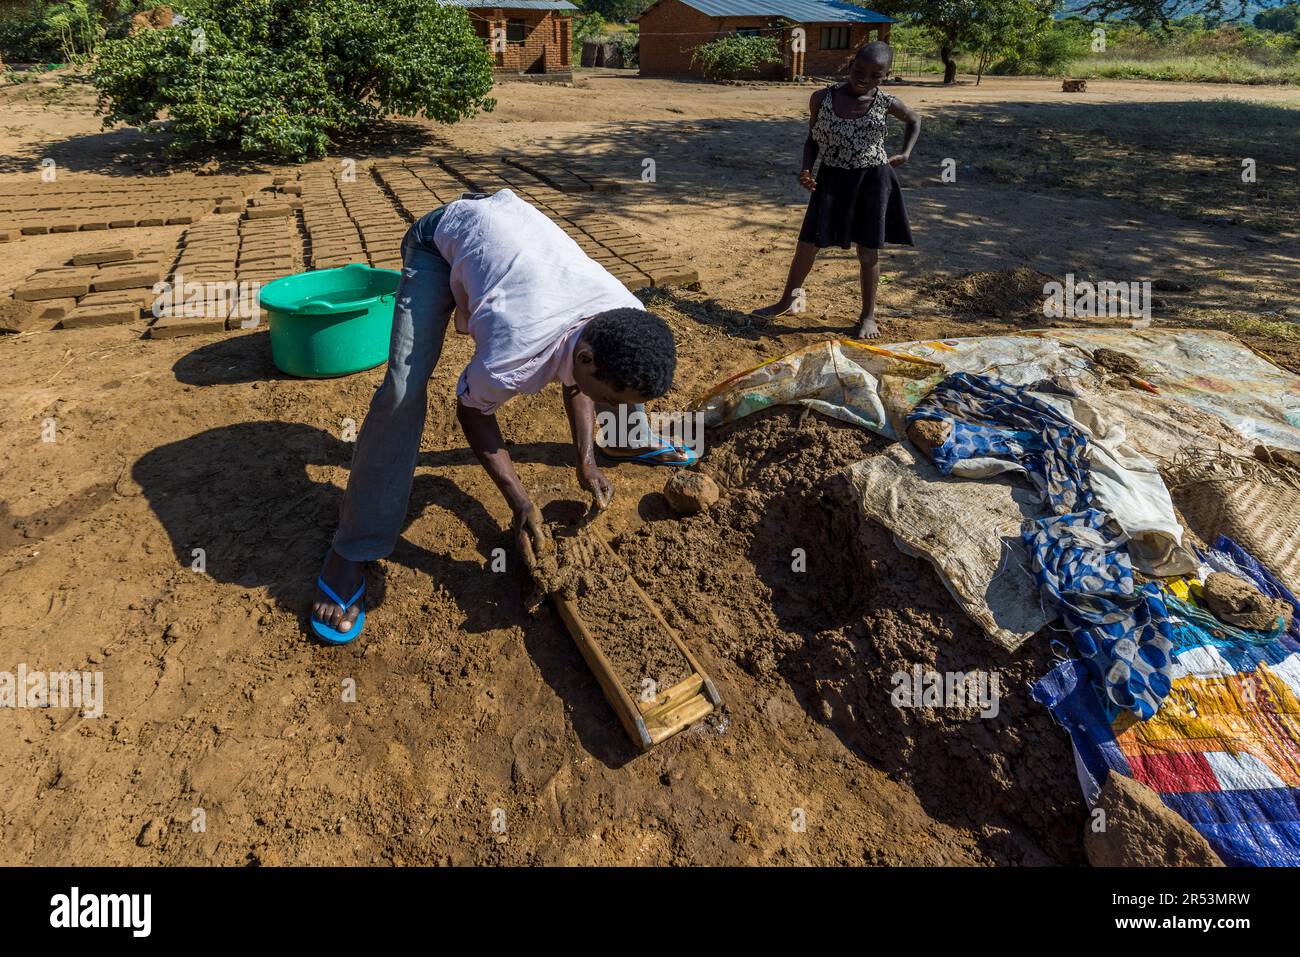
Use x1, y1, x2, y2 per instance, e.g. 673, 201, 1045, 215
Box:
443, 0, 578, 10
648, 0, 894, 22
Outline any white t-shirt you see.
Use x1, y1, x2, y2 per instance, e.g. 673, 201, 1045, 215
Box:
433, 190, 643, 414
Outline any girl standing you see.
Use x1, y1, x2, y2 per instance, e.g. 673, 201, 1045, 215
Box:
756, 41, 920, 339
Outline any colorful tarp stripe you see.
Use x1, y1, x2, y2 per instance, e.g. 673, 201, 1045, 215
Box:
1032, 537, 1300, 867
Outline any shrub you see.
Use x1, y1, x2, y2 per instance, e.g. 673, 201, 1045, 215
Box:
90, 0, 495, 161
612, 24, 639, 67
691, 33, 781, 80
0, 0, 99, 63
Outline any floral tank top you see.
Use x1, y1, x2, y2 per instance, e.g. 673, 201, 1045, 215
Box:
811, 85, 895, 169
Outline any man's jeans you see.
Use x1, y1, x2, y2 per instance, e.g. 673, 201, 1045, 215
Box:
332, 206, 654, 563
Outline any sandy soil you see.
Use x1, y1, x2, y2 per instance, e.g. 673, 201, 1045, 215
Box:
0, 70, 1296, 865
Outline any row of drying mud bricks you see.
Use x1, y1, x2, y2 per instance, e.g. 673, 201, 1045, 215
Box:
382, 159, 697, 289
149, 211, 300, 338
495, 156, 621, 194
299, 169, 406, 271
0, 180, 248, 242
11, 244, 174, 329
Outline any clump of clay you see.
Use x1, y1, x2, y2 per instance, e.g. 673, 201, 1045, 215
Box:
1084, 773, 1223, 868
664, 471, 720, 515
1092, 348, 1142, 375
906, 417, 950, 462
1202, 571, 1292, 632
526, 530, 597, 612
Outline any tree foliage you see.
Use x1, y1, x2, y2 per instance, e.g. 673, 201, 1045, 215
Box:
690, 33, 782, 80
90, 0, 495, 161
886, 0, 1057, 83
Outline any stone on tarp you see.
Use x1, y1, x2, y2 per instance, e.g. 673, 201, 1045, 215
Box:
1202, 571, 1292, 632
1084, 772, 1223, 867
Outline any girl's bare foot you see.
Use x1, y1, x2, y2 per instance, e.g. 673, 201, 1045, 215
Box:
856, 315, 881, 339
753, 299, 794, 319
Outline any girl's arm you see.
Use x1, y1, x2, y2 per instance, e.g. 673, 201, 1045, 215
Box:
799, 88, 828, 189
886, 97, 920, 166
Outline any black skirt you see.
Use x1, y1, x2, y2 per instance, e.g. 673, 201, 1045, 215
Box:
798, 162, 913, 249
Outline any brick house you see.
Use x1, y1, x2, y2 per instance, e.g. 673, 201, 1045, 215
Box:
447, 0, 576, 79
637, 0, 893, 80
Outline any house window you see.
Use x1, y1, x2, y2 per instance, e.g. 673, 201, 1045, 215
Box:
507, 19, 527, 43
820, 26, 850, 50
735, 27, 761, 37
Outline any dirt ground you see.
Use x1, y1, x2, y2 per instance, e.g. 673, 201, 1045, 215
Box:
1, 71, 1297, 865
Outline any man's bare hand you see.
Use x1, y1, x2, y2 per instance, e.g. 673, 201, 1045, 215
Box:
577, 462, 613, 511
512, 504, 550, 571
798, 169, 817, 191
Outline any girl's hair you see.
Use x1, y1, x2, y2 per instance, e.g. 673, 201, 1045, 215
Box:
856, 40, 894, 65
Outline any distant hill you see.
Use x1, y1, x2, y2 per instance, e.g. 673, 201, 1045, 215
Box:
1058, 0, 1281, 20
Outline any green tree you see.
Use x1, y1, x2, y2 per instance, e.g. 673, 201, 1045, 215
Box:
886, 0, 1057, 84
1254, 3, 1300, 32
576, 0, 652, 22
91, 0, 495, 161
967, 0, 1054, 83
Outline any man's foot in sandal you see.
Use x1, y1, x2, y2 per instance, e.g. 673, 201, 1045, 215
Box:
310, 548, 366, 644
855, 313, 881, 340
599, 431, 698, 467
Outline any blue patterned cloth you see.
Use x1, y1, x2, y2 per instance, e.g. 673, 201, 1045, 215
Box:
909, 373, 1175, 719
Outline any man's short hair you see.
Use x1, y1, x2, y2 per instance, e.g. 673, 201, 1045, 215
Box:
856, 40, 894, 65
580, 308, 676, 399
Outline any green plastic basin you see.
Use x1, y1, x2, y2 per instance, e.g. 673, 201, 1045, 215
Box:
260, 264, 401, 378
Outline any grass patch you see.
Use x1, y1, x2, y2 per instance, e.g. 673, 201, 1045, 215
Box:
1067, 55, 1300, 85
914, 99, 1300, 233
1183, 310, 1300, 342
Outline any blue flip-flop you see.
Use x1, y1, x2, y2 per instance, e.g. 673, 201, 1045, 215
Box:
310, 576, 366, 645
600, 435, 699, 468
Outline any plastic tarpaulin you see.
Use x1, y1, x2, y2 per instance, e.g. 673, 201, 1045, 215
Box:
884, 329, 1300, 453
1032, 536, 1300, 866
693, 339, 943, 440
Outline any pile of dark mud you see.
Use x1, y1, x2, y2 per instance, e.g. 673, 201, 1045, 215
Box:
929, 267, 1058, 321
610, 406, 1085, 864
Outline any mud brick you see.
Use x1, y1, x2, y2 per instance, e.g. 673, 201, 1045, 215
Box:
109, 215, 140, 228
137, 214, 167, 227
39, 295, 76, 316
92, 264, 163, 292
15, 270, 94, 300
72, 245, 138, 267
243, 205, 294, 220
0, 226, 16, 242
644, 263, 698, 286
78, 289, 155, 310
148, 313, 228, 338
620, 275, 651, 291
19, 224, 49, 235
80, 220, 110, 231
50, 222, 81, 233
61, 302, 143, 328
166, 214, 196, 225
